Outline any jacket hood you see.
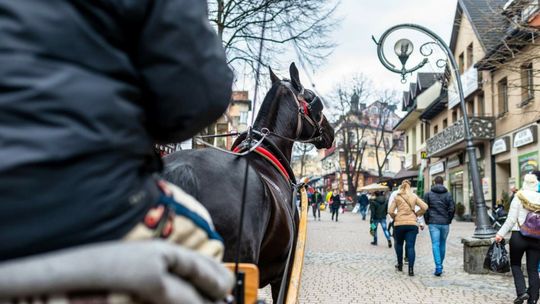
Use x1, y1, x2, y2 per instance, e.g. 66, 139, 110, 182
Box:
431, 184, 448, 194
375, 196, 386, 204
517, 190, 540, 212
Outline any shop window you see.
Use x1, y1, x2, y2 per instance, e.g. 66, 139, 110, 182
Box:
498, 78, 509, 116
466, 43, 473, 69
239, 111, 249, 124
443, 118, 448, 129
467, 99, 474, 116
521, 62, 534, 104
477, 94, 485, 116
458, 52, 465, 74
405, 135, 409, 153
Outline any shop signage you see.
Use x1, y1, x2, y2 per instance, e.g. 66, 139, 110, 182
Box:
429, 161, 445, 176
465, 147, 483, 162
447, 156, 461, 169
492, 137, 510, 155
513, 125, 538, 148
482, 177, 490, 197
404, 154, 413, 169
420, 151, 428, 159
448, 66, 479, 109
518, 152, 539, 187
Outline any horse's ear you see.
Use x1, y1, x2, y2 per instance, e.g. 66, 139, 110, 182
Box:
269, 67, 280, 84
289, 62, 302, 91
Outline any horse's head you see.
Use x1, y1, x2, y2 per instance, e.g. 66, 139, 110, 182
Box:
269, 63, 335, 149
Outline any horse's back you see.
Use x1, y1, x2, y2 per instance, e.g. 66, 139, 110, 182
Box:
163, 149, 270, 263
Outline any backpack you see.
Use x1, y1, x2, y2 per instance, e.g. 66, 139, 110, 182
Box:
516, 191, 540, 240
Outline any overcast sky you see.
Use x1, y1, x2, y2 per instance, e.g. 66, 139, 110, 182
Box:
258, 0, 459, 103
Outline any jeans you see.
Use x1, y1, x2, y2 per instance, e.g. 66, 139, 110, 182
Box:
311, 203, 320, 219
372, 219, 391, 243
331, 208, 339, 221
509, 231, 540, 301
394, 225, 419, 268
428, 224, 450, 270
359, 205, 368, 220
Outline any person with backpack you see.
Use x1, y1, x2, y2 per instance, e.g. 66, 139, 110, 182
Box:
423, 176, 455, 277
496, 173, 540, 304
311, 189, 323, 221
369, 191, 392, 248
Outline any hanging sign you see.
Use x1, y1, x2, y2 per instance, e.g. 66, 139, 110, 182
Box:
492, 137, 510, 155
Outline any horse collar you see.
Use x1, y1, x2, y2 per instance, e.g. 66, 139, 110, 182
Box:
231, 134, 295, 184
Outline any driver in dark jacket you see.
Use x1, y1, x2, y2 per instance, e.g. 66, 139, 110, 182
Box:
0, 0, 232, 261
423, 176, 455, 276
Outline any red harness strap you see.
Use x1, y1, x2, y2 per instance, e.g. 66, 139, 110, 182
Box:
232, 145, 290, 181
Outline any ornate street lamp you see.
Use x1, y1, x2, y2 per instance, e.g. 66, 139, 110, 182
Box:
372, 24, 496, 238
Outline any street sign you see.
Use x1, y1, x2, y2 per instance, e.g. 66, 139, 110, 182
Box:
420, 151, 428, 159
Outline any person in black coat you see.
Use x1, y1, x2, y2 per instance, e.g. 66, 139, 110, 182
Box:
358, 192, 369, 220
423, 176, 455, 276
0, 0, 232, 261
331, 192, 342, 222
370, 191, 392, 248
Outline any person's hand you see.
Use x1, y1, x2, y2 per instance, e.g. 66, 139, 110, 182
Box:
495, 234, 504, 243
419, 224, 425, 231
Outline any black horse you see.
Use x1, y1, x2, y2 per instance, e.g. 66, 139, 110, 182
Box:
163, 63, 334, 302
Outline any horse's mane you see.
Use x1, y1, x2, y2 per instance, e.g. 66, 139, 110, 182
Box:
253, 82, 282, 127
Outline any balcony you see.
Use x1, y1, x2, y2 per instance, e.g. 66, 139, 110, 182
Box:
426, 117, 495, 157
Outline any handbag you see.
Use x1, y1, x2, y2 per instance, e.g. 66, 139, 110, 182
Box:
516, 192, 540, 240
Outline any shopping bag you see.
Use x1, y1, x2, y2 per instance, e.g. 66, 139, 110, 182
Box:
352, 205, 359, 213
369, 223, 376, 236
483, 240, 510, 273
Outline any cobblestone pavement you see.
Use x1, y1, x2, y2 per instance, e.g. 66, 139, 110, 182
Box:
290, 210, 516, 304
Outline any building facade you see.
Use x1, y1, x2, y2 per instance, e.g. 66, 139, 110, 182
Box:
477, 0, 540, 204
323, 100, 405, 193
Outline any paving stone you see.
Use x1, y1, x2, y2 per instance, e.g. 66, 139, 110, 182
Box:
260, 210, 516, 303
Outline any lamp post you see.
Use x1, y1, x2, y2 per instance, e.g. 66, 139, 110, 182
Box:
372, 24, 496, 238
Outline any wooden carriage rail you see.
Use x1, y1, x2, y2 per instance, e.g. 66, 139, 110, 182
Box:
285, 187, 308, 304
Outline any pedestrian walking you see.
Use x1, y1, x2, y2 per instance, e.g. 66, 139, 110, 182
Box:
370, 191, 392, 248
331, 192, 341, 222
358, 192, 369, 220
311, 189, 323, 221
424, 176, 455, 276
388, 180, 428, 276
495, 173, 540, 304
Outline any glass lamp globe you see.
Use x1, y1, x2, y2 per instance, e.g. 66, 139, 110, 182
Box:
394, 39, 414, 57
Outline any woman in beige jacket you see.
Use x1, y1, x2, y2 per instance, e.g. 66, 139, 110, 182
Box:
388, 180, 428, 276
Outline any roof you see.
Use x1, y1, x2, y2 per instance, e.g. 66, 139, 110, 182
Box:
392, 169, 419, 180
449, 0, 507, 53
420, 93, 448, 120
417, 73, 442, 91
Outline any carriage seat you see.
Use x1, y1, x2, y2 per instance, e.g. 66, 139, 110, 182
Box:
0, 240, 233, 304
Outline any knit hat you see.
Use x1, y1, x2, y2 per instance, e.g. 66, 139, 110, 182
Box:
522, 173, 538, 192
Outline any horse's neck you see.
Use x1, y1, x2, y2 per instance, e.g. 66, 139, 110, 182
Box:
253, 95, 297, 163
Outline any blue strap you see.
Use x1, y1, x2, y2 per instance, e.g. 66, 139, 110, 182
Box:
158, 194, 224, 243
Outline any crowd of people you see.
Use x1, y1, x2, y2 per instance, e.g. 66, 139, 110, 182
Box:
308, 173, 540, 304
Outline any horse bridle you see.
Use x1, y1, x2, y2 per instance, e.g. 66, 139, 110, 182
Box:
286, 85, 326, 143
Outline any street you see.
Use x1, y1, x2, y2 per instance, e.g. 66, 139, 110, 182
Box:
290, 210, 515, 304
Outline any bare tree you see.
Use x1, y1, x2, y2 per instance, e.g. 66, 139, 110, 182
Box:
293, 143, 315, 178
372, 90, 402, 180
208, 0, 339, 75
330, 75, 371, 201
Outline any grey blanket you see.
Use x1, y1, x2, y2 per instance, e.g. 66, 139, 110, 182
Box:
0, 241, 234, 304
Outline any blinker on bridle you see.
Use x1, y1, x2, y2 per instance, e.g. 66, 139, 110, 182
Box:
293, 86, 325, 142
